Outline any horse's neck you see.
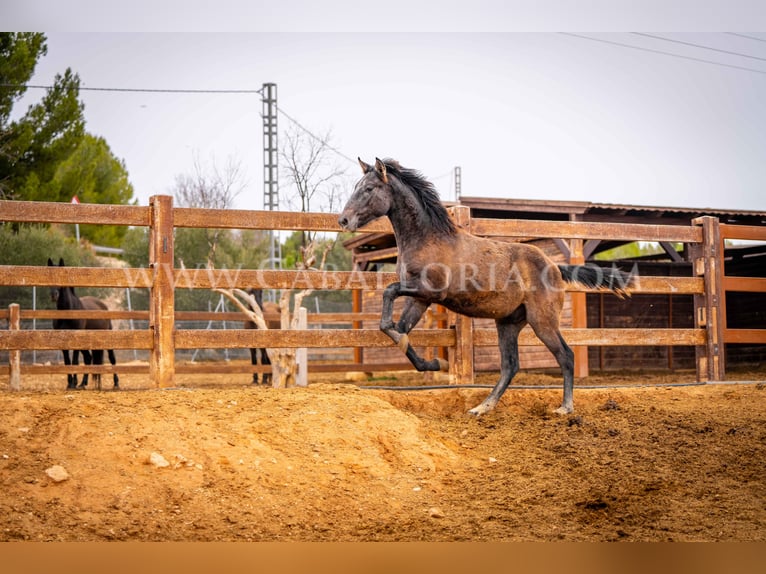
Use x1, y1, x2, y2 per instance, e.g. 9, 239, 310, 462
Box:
388, 187, 453, 260
388, 188, 430, 248
59, 289, 80, 310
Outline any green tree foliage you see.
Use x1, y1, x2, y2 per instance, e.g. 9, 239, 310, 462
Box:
2, 67, 85, 202
1, 32, 135, 247
51, 134, 135, 246
0, 33, 47, 128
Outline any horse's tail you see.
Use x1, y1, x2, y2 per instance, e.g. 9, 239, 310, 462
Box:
558, 264, 635, 299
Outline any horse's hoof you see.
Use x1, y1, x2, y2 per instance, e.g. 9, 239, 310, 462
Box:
467, 405, 488, 417
554, 405, 573, 415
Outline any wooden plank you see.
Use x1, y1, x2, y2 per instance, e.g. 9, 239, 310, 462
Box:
22, 310, 150, 320
0, 200, 150, 226
174, 207, 393, 233
720, 223, 766, 242
723, 276, 766, 293
0, 330, 153, 350
569, 240, 589, 377
473, 328, 706, 347
9, 304, 21, 390
173, 268, 399, 290
175, 363, 270, 374
448, 206, 475, 384
723, 329, 766, 344
308, 362, 416, 373
471, 218, 703, 243
23, 364, 148, 375
174, 328, 456, 349
0, 266, 153, 288
627, 276, 703, 295
1, 265, 702, 295
149, 195, 175, 388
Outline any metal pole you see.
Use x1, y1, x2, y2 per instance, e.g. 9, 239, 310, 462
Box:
262, 83, 279, 266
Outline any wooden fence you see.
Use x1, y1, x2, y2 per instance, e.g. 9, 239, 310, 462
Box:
2, 195, 759, 390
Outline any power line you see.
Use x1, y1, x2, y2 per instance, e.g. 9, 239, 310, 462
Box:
726, 32, 766, 44
0, 83, 264, 94
631, 32, 766, 63
276, 105, 357, 165
560, 33, 766, 75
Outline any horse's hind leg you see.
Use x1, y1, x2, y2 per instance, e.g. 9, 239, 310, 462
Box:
249, 346, 259, 384
91, 350, 104, 391
468, 309, 526, 416
528, 315, 575, 414
78, 350, 92, 389
260, 348, 272, 386
62, 350, 77, 389
107, 349, 119, 389
380, 284, 445, 372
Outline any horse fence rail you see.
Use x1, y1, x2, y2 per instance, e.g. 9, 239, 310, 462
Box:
0, 196, 736, 389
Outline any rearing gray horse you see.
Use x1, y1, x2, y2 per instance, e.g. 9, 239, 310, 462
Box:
338, 158, 632, 416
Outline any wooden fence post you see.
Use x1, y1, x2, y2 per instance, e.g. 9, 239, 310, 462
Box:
691, 216, 725, 381
448, 205, 475, 385
149, 195, 175, 388
569, 239, 590, 378
8, 304, 21, 391
296, 306, 308, 387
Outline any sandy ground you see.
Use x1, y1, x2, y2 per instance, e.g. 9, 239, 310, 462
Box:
1, 365, 765, 542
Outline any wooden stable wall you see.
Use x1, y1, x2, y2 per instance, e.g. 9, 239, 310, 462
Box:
2, 196, 763, 389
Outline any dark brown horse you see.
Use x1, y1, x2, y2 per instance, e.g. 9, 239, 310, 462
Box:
338, 158, 633, 416
48, 258, 119, 390
244, 288, 280, 385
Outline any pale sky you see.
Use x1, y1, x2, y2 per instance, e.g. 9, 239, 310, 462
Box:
5, 3, 766, 213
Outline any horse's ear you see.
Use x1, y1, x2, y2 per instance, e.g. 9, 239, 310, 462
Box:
374, 158, 388, 184
358, 157, 372, 174
58, 257, 65, 267
48, 258, 54, 266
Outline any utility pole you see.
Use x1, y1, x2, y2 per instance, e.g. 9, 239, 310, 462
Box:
454, 166, 462, 202
262, 82, 280, 271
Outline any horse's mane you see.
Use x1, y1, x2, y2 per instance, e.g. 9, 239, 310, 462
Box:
382, 158, 456, 236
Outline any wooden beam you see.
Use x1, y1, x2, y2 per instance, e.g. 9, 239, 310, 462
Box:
723, 329, 766, 344
0, 330, 152, 350
174, 207, 393, 233
690, 216, 725, 381
0, 200, 149, 226
149, 195, 175, 388
174, 328, 456, 349
471, 218, 703, 243
583, 239, 602, 260
447, 205, 475, 385
659, 241, 684, 263
0, 266, 153, 288
473, 328, 706, 347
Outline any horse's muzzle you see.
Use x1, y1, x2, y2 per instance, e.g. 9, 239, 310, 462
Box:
337, 214, 356, 232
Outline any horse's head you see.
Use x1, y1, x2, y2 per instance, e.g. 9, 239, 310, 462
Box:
47, 257, 70, 304
338, 158, 393, 232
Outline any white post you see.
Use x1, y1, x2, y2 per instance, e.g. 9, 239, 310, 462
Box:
296, 306, 308, 387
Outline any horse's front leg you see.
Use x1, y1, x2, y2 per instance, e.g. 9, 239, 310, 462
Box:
380, 284, 446, 372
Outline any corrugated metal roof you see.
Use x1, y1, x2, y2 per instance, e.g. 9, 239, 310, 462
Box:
460, 196, 766, 219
